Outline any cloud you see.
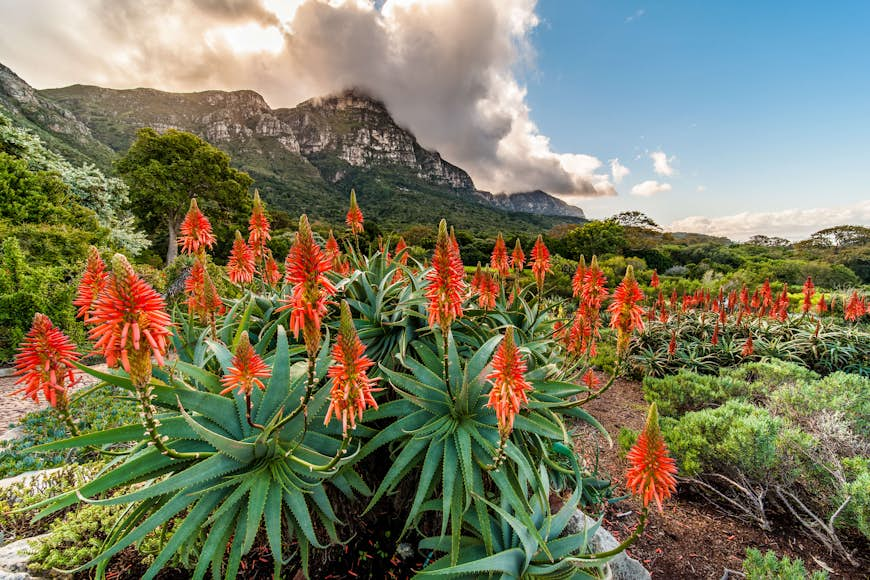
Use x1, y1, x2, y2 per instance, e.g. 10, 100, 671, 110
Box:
0, 0, 614, 198
650, 150, 675, 176
610, 158, 630, 184
696, 185, 707, 192
625, 9, 645, 23
668, 200, 870, 241
631, 180, 671, 196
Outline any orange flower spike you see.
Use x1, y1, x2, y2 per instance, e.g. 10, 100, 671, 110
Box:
742, 335, 754, 356
178, 198, 216, 256
650, 269, 660, 289
668, 331, 677, 356
89, 254, 171, 377
486, 327, 533, 438
325, 302, 381, 434
278, 215, 336, 354
531, 234, 551, 291
73, 246, 107, 322
844, 290, 865, 321
510, 239, 525, 272
248, 190, 271, 260
817, 294, 828, 315
220, 333, 271, 396
471, 262, 484, 294
581, 368, 599, 390
626, 403, 678, 512
581, 256, 609, 311
346, 188, 364, 235
608, 265, 645, 356
477, 272, 498, 311
12, 313, 79, 406
394, 237, 409, 266
227, 231, 256, 285
571, 255, 587, 298
425, 219, 466, 329
490, 233, 510, 278
711, 321, 720, 346
262, 251, 283, 288
185, 258, 223, 323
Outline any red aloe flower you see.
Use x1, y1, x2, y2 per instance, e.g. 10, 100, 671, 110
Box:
263, 251, 282, 288
346, 188, 364, 235
608, 265, 645, 355
13, 313, 79, 406
73, 246, 107, 322
625, 403, 678, 512
477, 272, 498, 311
711, 321, 720, 346
510, 239, 525, 272
801, 276, 816, 314
278, 215, 336, 355
185, 258, 224, 323
394, 237, 409, 266
248, 190, 271, 260
581, 256, 609, 311
531, 235, 551, 291
571, 255, 587, 298
741, 335, 754, 357
581, 368, 599, 390
325, 302, 381, 434
817, 294, 828, 315
486, 327, 532, 438
845, 290, 866, 321
668, 331, 677, 356
425, 219, 466, 329
650, 270, 659, 289
490, 233, 510, 278
178, 198, 216, 256
89, 254, 171, 377
227, 231, 256, 285
471, 263, 484, 294
220, 333, 270, 396
760, 279, 773, 316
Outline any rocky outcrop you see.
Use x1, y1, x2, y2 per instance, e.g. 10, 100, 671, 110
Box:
483, 190, 585, 219
566, 511, 651, 580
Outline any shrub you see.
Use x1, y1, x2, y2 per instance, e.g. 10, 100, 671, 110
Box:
770, 371, 870, 439
720, 359, 819, 392
643, 370, 752, 417
741, 548, 828, 579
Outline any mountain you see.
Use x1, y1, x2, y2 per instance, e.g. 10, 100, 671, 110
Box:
0, 62, 585, 233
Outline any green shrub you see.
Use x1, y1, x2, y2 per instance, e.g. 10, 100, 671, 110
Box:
643, 370, 752, 417
662, 400, 807, 478
720, 359, 819, 392
741, 548, 828, 579
770, 371, 870, 439
617, 427, 638, 459
842, 458, 870, 541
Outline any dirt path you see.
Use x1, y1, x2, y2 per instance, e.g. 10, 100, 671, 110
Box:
572, 374, 868, 579
0, 366, 105, 436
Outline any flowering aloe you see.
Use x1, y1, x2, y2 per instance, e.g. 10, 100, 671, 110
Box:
89, 254, 171, 377
325, 302, 380, 434
178, 198, 216, 256
530, 234, 551, 291
801, 276, 815, 314
845, 290, 866, 321
278, 214, 336, 355
477, 271, 499, 311
263, 250, 282, 287
486, 326, 532, 438
73, 246, 107, 322
608, 265, 644, 356
13, 313, 79, 407
581, 368, 599, 390
650, 269, 659, 289
346, 188, 364, 235
817, 294, 828, 315
227, 231, 255, 285
184, 258, 223, 328
510, 238, 525, 272
581, 256, 608, 310
220, 333, 270, 396
248, 189, 271, 260
742, 335, 754, 356
425, 219, 466, 330
490, 233, 510, 277
626, 403, 677, 512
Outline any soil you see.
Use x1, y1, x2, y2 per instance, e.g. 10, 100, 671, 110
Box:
574, 374, 870, 579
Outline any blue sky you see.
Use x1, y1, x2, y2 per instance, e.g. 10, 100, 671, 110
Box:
524, 1, 870, 233
0, 0, 868, 239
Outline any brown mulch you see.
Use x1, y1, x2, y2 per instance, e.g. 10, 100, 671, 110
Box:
0, 365, 105, 436
572, 376, 869, 579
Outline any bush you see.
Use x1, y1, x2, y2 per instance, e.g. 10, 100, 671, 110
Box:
770, 371, 870, 439
741, 548, 829, 579
643, 370, 752, 417
720, 359, 819, 392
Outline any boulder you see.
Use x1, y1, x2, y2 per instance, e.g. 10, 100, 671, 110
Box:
566, 511, 651, 580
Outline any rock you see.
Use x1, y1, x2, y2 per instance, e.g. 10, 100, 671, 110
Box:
566, 511, 651, 580
0, 427, 24, 444
0, 468, 64, 491
0, 534, 49, 579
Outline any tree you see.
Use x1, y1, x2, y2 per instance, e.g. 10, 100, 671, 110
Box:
610, 211, 661, 231
116, 128, 254, 263
747, 234, 791, 248
561, 220, 627, 260
802, 225, 870, 249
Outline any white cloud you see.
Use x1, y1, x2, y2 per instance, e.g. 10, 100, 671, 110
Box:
650, 150, 675, 176
696, 185, 706, 192
0, 0, 613, 198
625, 9, 645, 23
610, 158, 630, 184
668, 200, 870, 241
631, 180, 672, 197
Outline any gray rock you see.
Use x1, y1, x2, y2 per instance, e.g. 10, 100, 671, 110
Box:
0, 534, 49, 579
0, 427, 25, 444
566, 511, 651, 580
0, 468, 64, 491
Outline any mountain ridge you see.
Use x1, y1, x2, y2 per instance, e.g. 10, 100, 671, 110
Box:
1, 62, 585, 232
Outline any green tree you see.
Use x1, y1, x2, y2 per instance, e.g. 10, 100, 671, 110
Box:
116, 128, 254, 263
561, 220, 627, 259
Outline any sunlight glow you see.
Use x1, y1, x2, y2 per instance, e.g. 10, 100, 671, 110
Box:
205, 23, 285, 55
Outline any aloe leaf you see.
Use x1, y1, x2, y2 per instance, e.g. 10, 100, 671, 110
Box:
403, 438, 444, 533
224, 504, 247, 580
179, 399, 255, 463
284, 489, 326, 549
172, 360, 223, 393
256, 325, 290, 425
441, 439, 458, 538
365, 436, 428, 511
244, 473, 269, 553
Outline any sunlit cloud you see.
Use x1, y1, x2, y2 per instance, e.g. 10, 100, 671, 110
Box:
631, 180, 671, 197
650, 150, 675, 176
610, 158, 630, 184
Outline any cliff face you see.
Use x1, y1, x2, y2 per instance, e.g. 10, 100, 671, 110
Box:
0, 61, 585, 226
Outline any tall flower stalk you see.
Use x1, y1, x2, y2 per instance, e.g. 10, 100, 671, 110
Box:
178, 198, 216, 257
490, 233, 510, 279
530, 234, 551, 293
220, 333, 271, 429
248, 189, 271, 267
73, 246, 107, 323
425, 220, 466, 389
486, 326, 532, 464
608, 265, 644, 357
